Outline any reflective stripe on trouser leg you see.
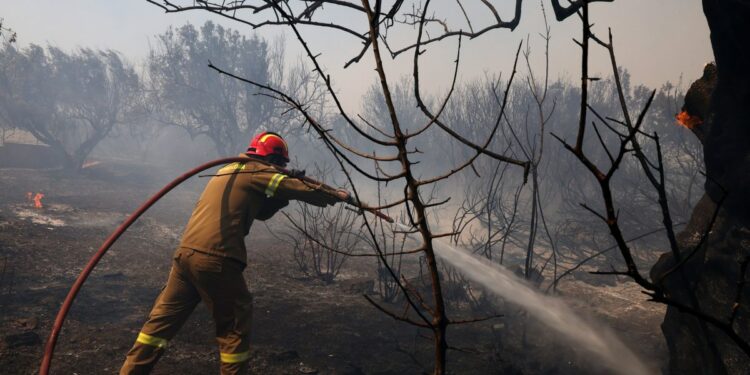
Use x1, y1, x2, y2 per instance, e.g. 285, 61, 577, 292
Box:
136, 332, 168, 348
220, 350, 250, 375
119, 333, 170, 375
220, 351, 250, 363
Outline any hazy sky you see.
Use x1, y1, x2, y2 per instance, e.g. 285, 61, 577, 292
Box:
1, 1, 713, 111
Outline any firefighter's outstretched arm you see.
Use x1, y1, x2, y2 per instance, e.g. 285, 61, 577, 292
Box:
250, 168, 341, 206
247, 162, 393, 222
277, 176, 394, 223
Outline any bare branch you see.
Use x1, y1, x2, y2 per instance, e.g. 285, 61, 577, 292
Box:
448, 313, 503, 325
550, 0, 614, 21
363, 295, 432, 328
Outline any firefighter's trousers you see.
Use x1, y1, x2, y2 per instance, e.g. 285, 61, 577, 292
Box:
120, 247, 253, 375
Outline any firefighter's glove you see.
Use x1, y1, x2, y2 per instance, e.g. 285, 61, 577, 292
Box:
288, 169, 306, 178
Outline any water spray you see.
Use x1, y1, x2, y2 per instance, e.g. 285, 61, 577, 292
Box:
393, 222, 654, 375
39, 156, 386, 375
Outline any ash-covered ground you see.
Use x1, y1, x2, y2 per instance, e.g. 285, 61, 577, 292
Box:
0, 160, 667, 374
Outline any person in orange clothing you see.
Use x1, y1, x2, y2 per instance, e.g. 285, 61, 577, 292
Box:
120, 132, 350, 375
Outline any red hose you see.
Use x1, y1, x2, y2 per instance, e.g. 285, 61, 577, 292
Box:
39, 156, 248, 375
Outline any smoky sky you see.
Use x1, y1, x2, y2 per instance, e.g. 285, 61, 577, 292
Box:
1, 1, 712, 111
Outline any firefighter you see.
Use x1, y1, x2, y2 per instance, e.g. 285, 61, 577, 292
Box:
120, 132, 350, 375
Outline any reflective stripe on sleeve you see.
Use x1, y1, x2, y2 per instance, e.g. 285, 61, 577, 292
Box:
220, 350, 251, 363
136, 332, 168, 348
264, 173, 286, 197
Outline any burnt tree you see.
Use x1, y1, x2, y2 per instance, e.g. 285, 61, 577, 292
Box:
538, 1, 750, 374
650, 1, 750, 373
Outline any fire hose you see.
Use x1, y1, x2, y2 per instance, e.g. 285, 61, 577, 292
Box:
39, 156, 392, 375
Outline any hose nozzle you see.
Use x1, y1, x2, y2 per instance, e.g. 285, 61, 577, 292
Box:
344, 193, 393, 223
346, 194, 360, 207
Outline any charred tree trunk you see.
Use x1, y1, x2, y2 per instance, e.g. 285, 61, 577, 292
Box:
702, 1, 750, 215
651, 1, 750, 374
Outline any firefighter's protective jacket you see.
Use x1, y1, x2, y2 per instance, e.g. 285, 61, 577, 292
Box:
179, 155, 339, 263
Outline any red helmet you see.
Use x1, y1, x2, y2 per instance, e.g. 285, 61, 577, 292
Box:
246, 132, 289, 162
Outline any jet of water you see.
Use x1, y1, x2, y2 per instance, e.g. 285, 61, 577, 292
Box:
393, 222, 653, 375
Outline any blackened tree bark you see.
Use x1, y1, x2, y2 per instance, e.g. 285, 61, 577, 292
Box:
651, 1, 750, 373
701, 0, 750, 215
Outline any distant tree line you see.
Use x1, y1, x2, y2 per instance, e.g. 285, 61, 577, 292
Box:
0, 21, 286, 170
357, 68, 699, 277
0, 45, 144, 170
0, 18, 700, 273
0, 17, 701, 270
